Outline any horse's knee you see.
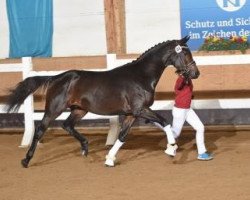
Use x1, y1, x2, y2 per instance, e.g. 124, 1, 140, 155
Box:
62, 121, 70, 131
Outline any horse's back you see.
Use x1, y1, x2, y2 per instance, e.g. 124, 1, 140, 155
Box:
59, 70, 140, 114
47, 66, 154, 115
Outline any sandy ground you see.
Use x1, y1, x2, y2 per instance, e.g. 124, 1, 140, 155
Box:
1, 128, 250, 200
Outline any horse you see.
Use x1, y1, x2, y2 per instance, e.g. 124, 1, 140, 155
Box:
6, 36, 199, 168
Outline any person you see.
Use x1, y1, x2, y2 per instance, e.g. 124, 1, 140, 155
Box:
169, 74, 213, 160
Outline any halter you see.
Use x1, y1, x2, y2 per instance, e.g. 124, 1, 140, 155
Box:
174, 45, 196, 77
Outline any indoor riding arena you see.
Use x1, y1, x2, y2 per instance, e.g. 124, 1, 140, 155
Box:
1, 1, 250, 200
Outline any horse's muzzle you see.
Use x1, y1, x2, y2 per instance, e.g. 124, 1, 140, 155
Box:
190, 70, 200, 79
185, 61, 200, 79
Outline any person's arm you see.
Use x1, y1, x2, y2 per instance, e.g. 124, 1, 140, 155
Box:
177, 77, 187, 90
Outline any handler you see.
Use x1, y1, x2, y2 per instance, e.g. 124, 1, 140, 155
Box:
170, 74, 213, 160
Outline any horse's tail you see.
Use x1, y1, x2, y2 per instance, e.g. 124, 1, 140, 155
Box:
5, 76, 52, 113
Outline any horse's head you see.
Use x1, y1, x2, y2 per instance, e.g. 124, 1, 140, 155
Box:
165, 36, 200, 79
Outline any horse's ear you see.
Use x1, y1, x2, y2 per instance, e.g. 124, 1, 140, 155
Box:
180, 35, 190, 44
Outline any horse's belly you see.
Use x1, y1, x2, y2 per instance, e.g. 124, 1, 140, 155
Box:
82, 95, 130, 115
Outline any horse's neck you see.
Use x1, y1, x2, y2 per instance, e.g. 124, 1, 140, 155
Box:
140, 55, 166, 77
136, 58, 166, 90
134, 45, 172, 89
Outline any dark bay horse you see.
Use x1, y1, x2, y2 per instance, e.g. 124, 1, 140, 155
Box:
6, 36, 199, 167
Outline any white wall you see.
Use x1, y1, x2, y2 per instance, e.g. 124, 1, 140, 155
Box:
0, 0, 181, 58
0, 0, 10, 58
125, 0, 181, 53
53, 0, 107, 57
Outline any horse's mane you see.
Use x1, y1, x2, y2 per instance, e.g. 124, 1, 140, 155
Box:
134, 40, 174, 62
116, 39, 175, 69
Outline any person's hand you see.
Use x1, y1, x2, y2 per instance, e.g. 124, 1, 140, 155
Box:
178, 78, 187, 90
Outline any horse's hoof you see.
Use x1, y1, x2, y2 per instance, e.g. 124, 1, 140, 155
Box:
81, 149, 88, 157
105, 155, 116, 167
105, 159, 115, 167
21, 159, 29, 168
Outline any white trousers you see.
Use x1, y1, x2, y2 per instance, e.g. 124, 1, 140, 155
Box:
172, 106, 207, 154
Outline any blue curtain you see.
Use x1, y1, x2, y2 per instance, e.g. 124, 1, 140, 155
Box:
6, 0, 53, 58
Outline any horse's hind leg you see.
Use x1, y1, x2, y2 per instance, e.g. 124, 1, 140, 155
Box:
21, 113, 59, 168
62, 108, 89, 156
105, 115, 136, 167
21, 93, 68, 168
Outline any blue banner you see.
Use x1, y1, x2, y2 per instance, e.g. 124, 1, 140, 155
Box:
6, 0, 53, 58
180, 0, 250, 50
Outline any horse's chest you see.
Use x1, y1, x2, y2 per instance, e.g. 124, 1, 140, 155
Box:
142, 90, 154, 105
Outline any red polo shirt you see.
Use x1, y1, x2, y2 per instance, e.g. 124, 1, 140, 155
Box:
174, 76, 193, 109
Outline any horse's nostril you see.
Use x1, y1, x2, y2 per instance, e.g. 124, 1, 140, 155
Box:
191, 71, 200, 79
196, 71, 200, 77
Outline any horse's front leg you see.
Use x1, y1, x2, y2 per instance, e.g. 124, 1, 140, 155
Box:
140, 108, 178, 156
105, 115, 136, 167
